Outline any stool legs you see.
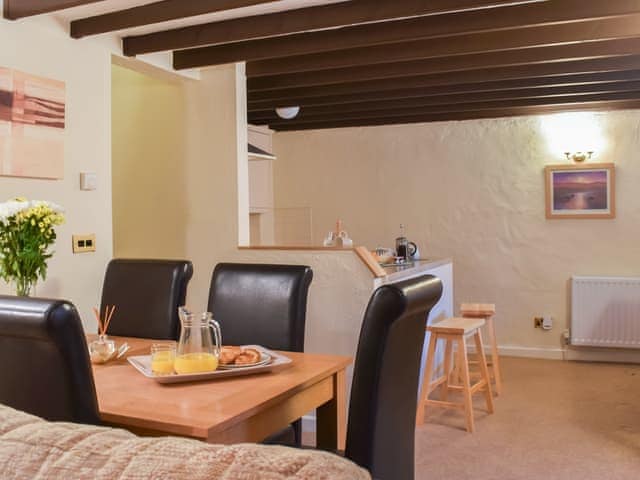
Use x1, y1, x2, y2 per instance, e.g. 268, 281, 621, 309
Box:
485, 317, 503, 395
417, 327, 495, 432
474, 330, 494, 414
457, 336, 475, 433
441, 339, 453, 402
416, 332, 437, 426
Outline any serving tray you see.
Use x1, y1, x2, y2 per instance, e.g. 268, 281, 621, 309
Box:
128, 345, 292, 384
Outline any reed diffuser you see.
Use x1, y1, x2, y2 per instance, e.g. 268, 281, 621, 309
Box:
89, 305, 117, 363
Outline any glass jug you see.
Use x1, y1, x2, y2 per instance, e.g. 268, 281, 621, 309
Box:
175, 307, 222, 374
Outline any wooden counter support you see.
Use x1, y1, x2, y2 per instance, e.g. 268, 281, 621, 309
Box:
354, 246, 387, 278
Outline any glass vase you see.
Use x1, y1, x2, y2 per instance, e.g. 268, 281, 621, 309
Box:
15, 278, 36, 297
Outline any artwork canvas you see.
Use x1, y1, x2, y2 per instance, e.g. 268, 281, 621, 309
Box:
545, 163, 615, 219
0, 67, 65, 179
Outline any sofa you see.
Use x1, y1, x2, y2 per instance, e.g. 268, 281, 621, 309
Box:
0, 404, 369, 479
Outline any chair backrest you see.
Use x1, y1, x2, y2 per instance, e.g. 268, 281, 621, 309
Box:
100, 258, 193, 340
345, 274, 443, 480
207, 263, 313, 352
0, 295, 100, 425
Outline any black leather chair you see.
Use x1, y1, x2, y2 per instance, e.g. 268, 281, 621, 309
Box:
0, 296, 100, 425
344, 274, 443, 480
207, 262, 313, 444
100, 259, 193, 340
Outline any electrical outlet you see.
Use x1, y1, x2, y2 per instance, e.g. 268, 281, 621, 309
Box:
534, 317, 544, 328
72, 234, 96, 253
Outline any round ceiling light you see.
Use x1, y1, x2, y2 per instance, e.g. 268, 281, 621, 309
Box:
275, 106, 300, 120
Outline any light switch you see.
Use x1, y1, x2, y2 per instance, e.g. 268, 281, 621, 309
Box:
72, 234, 96, 253
80, 172, 97, 191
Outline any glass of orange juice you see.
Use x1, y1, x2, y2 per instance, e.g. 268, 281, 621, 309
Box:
150, 343, 176, 375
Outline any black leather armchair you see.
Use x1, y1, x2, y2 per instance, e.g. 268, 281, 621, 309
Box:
100, 259, 193, 340
207, 262, 313, 444
0, 296, 100, 425
344, 274, 443, 480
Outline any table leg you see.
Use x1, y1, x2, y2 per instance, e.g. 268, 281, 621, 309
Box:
316, 369, 347, 451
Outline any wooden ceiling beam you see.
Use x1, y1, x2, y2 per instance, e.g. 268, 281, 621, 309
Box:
247, 39, 640, 91
170, 0, 640, 67
123, 0, 530, 56
69, 0, 276, 38
247, 70, 640, 111
248, 56, 640, 102
268, 100, 640, 131
248, 80, 640, 122
260, 91, 640, 127
242, 15, 640, 77
3, 0, 103, 20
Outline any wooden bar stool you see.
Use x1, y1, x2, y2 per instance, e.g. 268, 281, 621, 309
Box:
416, 317, 494, 433
460, 303, 502, 395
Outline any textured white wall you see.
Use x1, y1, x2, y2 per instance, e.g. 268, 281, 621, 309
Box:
273, 112, 640, 353
0, 16, 112, 330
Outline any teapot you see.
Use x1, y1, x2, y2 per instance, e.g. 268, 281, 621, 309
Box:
175, 307, 222, 374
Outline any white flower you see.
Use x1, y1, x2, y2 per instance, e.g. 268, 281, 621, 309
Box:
0, 199, 29, 223
29, 200, 65, 214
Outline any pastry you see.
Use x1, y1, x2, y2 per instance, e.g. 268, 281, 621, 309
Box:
219, 346, 242, 365
234, 348, 261, 365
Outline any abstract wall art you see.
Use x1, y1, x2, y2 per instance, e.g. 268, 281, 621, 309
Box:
0, 68, 65, 179
544, 163, 615, 219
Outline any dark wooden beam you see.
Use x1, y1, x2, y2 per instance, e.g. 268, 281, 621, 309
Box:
123, 0, 531, 56
241, 15, 640, 77
3, 0, 103, 20
248, 80, 640, 122
268, 100, 640, 131
248, 56, 640, 102
69, 0, 276, 38
248, 70, 640, 111
260, 91, 640, 127
168, 0, 640, 67
246, 39, 640, 91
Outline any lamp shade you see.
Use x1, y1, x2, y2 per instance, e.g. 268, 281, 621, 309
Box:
275, 106, 300, 119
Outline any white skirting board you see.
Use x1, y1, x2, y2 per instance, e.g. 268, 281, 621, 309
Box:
468, 344, 640, 363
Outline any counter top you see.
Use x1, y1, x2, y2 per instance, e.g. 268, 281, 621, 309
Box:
379, 258, 452, 284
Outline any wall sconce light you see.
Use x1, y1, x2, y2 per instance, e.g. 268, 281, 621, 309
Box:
564, 151, 593, 163
275, 106, 300, 120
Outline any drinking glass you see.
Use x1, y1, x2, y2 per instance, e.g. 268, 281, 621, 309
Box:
151, 342, 176, 375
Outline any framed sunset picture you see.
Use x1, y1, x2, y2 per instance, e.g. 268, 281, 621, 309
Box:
545, 163, 615, 219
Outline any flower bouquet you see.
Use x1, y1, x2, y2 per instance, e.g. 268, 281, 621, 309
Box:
0, 198, 65, 296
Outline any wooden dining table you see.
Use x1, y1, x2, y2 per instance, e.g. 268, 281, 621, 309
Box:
90, 336, 351, 450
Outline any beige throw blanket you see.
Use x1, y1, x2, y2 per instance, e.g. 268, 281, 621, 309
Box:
0, 405, 370, 480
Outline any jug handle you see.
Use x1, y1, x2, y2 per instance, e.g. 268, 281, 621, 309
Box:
408, 242, 417, 256
209, 318, 222, 356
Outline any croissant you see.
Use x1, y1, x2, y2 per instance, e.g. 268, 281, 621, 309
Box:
234, 348, 261, 365
219, 346, 242, 365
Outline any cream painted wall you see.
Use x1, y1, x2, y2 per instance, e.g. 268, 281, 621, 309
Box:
0, 16, 112, 330
272, 112, 640, 354
111, 64, 187, 258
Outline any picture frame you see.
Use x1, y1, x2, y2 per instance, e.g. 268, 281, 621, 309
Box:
544, 163, 615, 219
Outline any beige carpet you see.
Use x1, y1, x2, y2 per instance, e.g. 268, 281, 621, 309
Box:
415, 357, 640, 480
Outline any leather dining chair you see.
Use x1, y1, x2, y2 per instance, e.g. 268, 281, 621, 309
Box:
343, 274, 443, 480
0, 296, 101, 425
207, 262, 313, 444
100, 259, 193, 340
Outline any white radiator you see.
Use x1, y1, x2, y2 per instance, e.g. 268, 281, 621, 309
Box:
571, 276, 640, 349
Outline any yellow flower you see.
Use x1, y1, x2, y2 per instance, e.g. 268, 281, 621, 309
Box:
30, 219, 35, 226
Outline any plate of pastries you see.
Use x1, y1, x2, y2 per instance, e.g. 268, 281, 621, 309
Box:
218, 346, 272, 369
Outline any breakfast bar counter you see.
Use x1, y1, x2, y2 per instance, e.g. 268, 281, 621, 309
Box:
234, 246, 453, 428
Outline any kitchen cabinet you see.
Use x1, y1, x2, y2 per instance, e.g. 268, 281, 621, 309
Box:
248, 124, 275, 245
